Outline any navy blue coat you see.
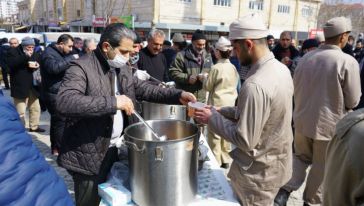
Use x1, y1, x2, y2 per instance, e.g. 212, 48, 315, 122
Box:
0, 91, 74, 206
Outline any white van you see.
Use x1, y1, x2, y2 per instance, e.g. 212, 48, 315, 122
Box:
41, 32, 101, 46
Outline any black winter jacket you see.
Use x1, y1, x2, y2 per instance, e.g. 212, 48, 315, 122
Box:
56, 47, 182, 175
40, 43, 76, 111
137, 47, 169, 82
6, 46, 41, 99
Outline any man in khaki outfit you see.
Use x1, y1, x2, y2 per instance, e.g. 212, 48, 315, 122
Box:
274, 16, 362, 206
203, 36, 239, 168
194, 13, 294, 206
323, 109, 364, 206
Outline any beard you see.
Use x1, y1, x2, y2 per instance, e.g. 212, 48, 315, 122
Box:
239, 44, 253, 66
192, 45, 204, 54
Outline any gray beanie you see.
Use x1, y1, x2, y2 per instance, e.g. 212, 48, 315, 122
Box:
21, 37, 35, 46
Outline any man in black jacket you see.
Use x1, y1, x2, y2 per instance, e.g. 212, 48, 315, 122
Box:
41, 34, 78, 155
7, 37, 44, 132
272, 31, 300, 76
137, 29, 169, 83
56, 23, 196, 206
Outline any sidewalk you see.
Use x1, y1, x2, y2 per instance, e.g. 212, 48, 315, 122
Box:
2, 87, 305, 205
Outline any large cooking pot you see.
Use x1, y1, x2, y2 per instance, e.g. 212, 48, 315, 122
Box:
124, 120, 199, 206
142, 101, 187, 121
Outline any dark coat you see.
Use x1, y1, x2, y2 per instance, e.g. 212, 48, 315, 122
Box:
40, 43, 76, 112
169, 45, 213, 102
272, 44, 300, 62
0, 44, 10, 72
0, 93, 73, 206
6, 46, 40, 99
342, 43, 354, 57
162, 48, 177, 68
56, 47, 182, 175
138, 47, 169, 82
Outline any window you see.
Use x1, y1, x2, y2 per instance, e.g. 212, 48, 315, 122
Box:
301, 6, 312, 17
77, 10, 81, 17
249, 1, 263, 10
179, 0, 191, 2
213, 0, 231, 7
278, 5, 290, 14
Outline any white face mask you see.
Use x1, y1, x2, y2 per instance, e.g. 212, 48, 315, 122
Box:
107, 53, 129, 68
129, 53, 139, 65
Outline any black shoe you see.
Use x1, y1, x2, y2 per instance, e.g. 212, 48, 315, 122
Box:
274, 188, 291, 206
29, 127, 46, 133
303, 202, 310, 206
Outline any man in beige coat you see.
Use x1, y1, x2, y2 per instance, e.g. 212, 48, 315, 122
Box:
194, 13, 294, 206
203, 36, 239, 168
323, 109, 364, 206
274, 16, 362, 206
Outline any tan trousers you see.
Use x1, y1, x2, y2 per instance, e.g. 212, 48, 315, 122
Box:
229, 162, 279, 206
13, 90, 40, 130
283, 132, 329, 204
207, 129, 232, 166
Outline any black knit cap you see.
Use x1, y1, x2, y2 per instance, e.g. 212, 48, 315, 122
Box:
302, 39, 319, 50
192, 29, 206, 41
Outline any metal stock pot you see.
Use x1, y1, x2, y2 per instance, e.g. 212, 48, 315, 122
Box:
142, 101, 187, 121
124, 120, 199, 206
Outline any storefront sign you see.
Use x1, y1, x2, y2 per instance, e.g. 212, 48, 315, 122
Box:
93, 17, 106, 27
309, 29, 323, 39
109, 15, 133, 28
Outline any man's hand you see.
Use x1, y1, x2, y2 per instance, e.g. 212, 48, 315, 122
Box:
188, 74, 197, 84
194, 107, 213, 124
179, 91, 196, 105
281, 56, 292, 66
24, 50, 33, 57
116, 95, 134, 115
198, 73, 208, 81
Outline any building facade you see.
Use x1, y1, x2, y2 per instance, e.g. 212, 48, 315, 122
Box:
0, 0, 21, 22
17, 0, 322, 40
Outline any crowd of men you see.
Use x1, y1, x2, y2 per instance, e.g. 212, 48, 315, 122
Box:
0, 13, 364, 206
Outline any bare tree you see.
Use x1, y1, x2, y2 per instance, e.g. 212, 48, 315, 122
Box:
318, 2, 364, 37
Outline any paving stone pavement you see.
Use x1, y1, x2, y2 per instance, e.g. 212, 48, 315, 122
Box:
2, 86, 307, 205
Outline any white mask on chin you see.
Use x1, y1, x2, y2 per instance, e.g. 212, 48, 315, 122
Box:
107, 53, 129, 68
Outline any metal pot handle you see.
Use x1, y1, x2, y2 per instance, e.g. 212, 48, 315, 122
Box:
123, 140, 145, 153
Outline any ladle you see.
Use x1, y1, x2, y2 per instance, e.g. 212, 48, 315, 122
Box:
133, 111, 166, 141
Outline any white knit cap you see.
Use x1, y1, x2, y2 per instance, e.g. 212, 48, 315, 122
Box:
323, 16, 352, 38
228, 13, 269, 40
215, 36, 232, 51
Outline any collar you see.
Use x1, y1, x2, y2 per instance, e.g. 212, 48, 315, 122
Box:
217, 59, 230, 64
142, 47, 158, 57
318, 44, 341, 51
248, 52, 275, 75
94, 46, 111, 72
50, 43, 66, 57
